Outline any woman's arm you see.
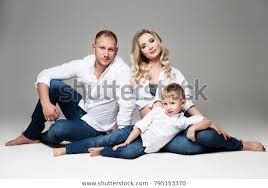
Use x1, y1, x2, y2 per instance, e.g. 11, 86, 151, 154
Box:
186, 119, 212, 142
186, 106, 230, 140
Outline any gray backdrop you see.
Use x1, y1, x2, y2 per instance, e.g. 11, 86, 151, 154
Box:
0, 0, 267, 127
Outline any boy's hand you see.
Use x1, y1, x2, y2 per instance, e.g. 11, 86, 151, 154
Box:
112, 142, 128, 151
187, 127, 196, 142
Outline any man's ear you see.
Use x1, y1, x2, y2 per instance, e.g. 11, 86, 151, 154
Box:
115, 47, 118, 54
91, 43, 96, 54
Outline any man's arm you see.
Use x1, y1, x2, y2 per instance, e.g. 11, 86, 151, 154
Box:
37, 83, 60, 121
35, 57, 88, 121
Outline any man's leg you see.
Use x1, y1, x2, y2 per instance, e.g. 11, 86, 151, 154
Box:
65, 125, 134, 154
41, 119, 105, 145
5, 79, 85, 146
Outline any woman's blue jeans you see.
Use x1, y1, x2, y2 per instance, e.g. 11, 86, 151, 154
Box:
66, 125, 242, 159
23, 79, 106, 145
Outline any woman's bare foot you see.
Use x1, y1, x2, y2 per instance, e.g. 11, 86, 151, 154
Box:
88, 147, 103, 157
53, 147, 66, 157
5, 134, 40, 146
242, 141, 265, 152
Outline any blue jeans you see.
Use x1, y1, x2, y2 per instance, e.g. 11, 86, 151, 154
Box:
23, 79, 105, 145
65, 125, 242, 159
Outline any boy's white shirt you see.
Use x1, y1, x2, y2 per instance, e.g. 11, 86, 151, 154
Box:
36, 55, 135, 132
134, 67, 194, 112
134, 107, 204, 153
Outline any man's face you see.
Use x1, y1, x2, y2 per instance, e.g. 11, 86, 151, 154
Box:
92, 35, 118, 68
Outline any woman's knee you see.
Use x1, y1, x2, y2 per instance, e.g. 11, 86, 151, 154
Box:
195, 128, 220, 143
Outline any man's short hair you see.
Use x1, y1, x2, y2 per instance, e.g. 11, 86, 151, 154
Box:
95, 30, 118, 44
162, 83, 185, 100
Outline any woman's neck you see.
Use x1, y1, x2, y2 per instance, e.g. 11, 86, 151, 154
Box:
149, 57, 162, 69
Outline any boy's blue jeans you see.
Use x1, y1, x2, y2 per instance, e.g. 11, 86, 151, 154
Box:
66, 125, 243, 159
23, 79, 106, 145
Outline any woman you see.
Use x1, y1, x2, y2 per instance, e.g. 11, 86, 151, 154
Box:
54, 29, 265, 158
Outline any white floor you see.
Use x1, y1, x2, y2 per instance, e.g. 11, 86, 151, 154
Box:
1, 119, 268, 179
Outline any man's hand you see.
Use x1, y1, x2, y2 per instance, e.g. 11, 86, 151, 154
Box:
42, 102, 60, 121
186, 126, 197, 142
112, 142, 128, 151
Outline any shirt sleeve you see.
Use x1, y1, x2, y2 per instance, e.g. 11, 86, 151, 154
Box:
115, 59, 136, 127
173, 68, 194, 112
134, 108, 160, 133
177, 115, 204, 130
35, 58, 86, 87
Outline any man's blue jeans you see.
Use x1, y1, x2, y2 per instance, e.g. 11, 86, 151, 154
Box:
65, 125, 242, 159
23, 79, 106, 145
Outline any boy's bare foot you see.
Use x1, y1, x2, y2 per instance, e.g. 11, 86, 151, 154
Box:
88, 147, 103, 157
53, 147, 66, 157
242, 141, 265, 152
5, 134, 40, 146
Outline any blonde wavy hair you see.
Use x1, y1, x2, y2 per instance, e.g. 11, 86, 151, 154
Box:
130, 29, 173, 86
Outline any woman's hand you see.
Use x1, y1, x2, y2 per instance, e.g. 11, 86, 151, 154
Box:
152, 101, 163, 109
112, 142, 128, 151
210, 123, 230, 141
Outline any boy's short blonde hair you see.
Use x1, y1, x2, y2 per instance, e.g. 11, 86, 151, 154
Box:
161, 83, 185, 100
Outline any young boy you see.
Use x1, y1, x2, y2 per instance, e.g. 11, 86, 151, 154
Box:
53, 83, 212, 156
88, 83, 211, 155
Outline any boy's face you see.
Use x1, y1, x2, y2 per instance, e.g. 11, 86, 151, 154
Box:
163, 96, 185, 117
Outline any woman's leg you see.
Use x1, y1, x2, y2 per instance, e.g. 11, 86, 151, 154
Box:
65, 125, 134, 154
100, 138, 145, 159
195, 128, 242, 151
162, 130, 211, 155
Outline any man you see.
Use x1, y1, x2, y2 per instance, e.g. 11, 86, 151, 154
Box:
5, 30, 135, 146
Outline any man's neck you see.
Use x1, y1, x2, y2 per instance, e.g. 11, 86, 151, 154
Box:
94, 62, 107, 79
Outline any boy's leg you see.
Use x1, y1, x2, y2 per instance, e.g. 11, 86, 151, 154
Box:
65, 125, 134, 154
100, 138, 145, 159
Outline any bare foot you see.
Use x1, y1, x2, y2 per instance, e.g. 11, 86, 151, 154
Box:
53, 147, 66, 157
5, 134, 40, 146
88, 147, 103, 157
242, 141, 265, 152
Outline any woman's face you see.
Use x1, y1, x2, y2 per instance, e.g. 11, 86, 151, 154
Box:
138, 33, 162, 61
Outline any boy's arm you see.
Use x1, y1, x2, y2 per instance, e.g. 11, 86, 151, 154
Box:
112, 127, 141, 150
187, 118, 212, 142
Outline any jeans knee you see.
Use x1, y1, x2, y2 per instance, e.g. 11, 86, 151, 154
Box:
49, 79, 64, 95
48, 120, 69, 138
196, 128, 219, 143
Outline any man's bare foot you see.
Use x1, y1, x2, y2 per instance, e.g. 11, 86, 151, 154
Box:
53, 147, 66, 157
88, 147, 103, 157
5, 134, 40, 146
242, 141, 265, 152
